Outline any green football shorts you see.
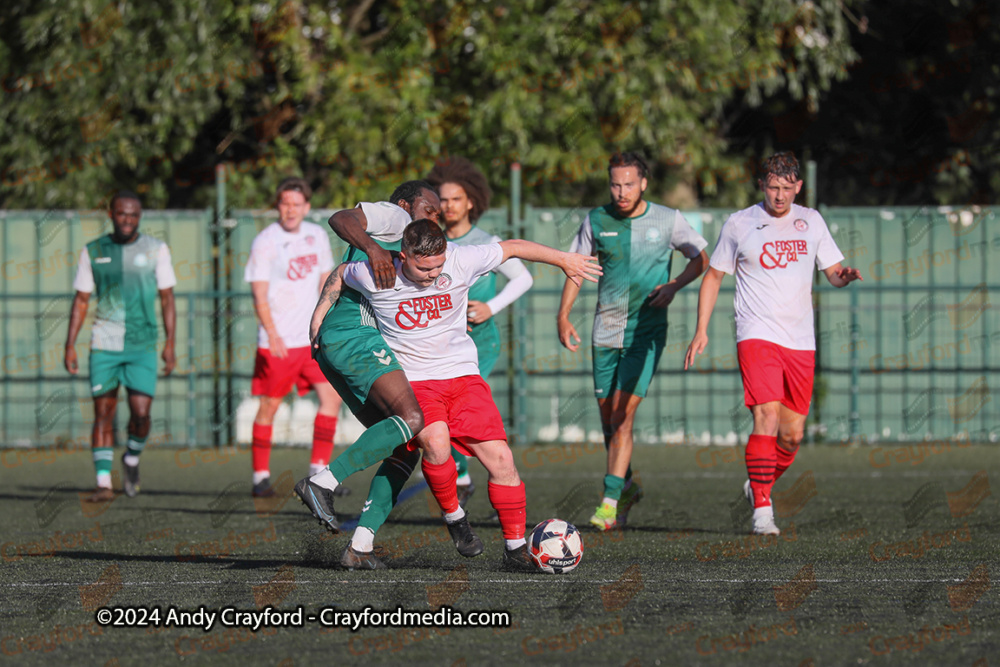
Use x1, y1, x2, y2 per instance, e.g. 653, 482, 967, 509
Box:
89, 349, 158, 397
315, 326, 405, 416
592, 334, 666, 399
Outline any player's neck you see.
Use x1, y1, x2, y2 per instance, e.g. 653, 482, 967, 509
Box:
279, 219, 302, 234
762, 202, 794, 218
444, 218, 472, 239
111, 232, 139, 244
615, 199, 648, 219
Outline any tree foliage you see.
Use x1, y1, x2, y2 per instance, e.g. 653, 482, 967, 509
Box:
1, 0, 867, 211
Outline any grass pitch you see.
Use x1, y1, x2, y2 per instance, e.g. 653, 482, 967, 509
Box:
1, 442, 998, 665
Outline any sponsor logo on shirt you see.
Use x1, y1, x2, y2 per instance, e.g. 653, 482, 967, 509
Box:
599, 231, 619, 237
133, 253, 148, 267
760, 240, 808, 270
286, 254, 318, 280
94, 257, 111, 264
645, 228, 662, 242
395, 294, 454, 330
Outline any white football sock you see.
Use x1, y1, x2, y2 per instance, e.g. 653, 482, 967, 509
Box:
444, 507, 465, 524
96, 472, 112, 489
351, 527, 375, 553
123, 454, 140, 467
309, 463, 326, 476
456, 473, 472, 486
310, 468, 339, 492
252, 471, 270, 485
506, 538, 526, 551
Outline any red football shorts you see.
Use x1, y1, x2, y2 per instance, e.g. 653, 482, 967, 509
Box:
409, 375, 508, 456
736, 339, 815, 415
251, 346, 327, 398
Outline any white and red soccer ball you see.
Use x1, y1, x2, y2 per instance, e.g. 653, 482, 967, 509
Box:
528, 518, 583, 574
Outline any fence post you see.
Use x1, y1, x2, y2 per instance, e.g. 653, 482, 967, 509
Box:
187, 292, 197, 447
510, 163, 527, 446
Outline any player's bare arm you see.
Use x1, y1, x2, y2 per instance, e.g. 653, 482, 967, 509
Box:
159, 287, 176, 375
684, 266, 726, 370
557, 278, 583, 352
498, 239, 602, 286
823, 263, 864, 287
328, 207, 395, 290
648, 249, 709, 308
250, 280, 287, 358
64, 290, 91, 374
310, 264, 347, 349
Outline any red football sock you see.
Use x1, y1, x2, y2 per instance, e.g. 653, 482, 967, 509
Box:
421, 458, 460, 514
745, 434, 777, 508
773, 444, 797, 482
488, 481, 526, 540
310, 414, 338, 467
252, 423, 273, 474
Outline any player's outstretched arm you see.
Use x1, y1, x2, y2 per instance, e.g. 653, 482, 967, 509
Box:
328, 207, 394, 289
499, 239, 602, 286
823, 263, 863, 287
159, 287, 176, 375
64, 291, 90, 374
684, 267, 725, 370
310, 264, 346, 352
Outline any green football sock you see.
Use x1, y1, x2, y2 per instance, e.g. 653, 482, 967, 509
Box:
126, 434, 148, 458
451, 447, 469, 478
329, 416, 412, 482
358, 446, 420, 534
603, 473, 626, 502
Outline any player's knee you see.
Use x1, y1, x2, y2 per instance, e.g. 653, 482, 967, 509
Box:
129, 414, 151, 432
397, 408, 424, 439
779, 429, 804, 449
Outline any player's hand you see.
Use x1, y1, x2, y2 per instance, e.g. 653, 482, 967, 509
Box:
558, 317, 581, 352
559, 253, 602, 286
311, 333, 321, 360
65, 345, 78, 375
270, 336, 289, 358
162, 341, 176, 376
648, 283, 679, 308
467, 300, 493, 325
369, 245, 396, 290
837, 266, 863, 284
684, 332, 709, 371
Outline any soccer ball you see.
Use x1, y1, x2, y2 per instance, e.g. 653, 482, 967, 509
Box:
528, 518, 583, 574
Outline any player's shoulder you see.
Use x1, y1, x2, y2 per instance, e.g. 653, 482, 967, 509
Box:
722, 203, 764, 226
586, 203, 617, 220
463, 225, 497, 245
362, 200, 408, 219
645, 201, 679, 217
136, 232, 168, 249
299, 221, 331, 242
790, 203, 827, 223
251, 221, 282, 242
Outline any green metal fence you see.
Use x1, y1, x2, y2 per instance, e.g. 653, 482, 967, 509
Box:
1, 202, 997, 448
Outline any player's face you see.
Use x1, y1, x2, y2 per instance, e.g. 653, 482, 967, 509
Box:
109, 198, 141, 243
609, 166, 647, 217
406, 189, 442, 224
276, 190, 311, 232
760, 174, 803, 218
438, 182, 473, 226
400, 252, 446, 287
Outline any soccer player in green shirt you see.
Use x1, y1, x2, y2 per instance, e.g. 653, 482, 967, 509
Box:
558, 152, 709, 531
426, 156, 534, 507
65, 191, 177, 502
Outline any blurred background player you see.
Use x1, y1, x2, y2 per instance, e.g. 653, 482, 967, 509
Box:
425, 156, 534, 507
684, 151, 862, 535
558, 152, 708, 532
65, 190, 176, 501
295, 182, 440, 558
244, 177, 344, 498
331, 220, 601, 570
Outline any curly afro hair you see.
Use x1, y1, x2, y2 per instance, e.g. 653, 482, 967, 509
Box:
425, 156, 492, 224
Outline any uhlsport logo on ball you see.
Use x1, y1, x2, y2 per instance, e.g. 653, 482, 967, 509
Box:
528, 518, 583, 574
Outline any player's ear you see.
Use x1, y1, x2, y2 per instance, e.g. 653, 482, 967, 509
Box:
793, 179, 803, 195
396, 199, 410, 215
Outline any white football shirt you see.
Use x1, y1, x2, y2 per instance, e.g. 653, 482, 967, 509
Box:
710, 203, 844, 350
244, 221, 335, 348
342, 242, 505, 380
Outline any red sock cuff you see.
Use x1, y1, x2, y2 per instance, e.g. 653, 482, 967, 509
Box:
252, 423, 273, 473
774, 444, 797, 481
421, 458, 460, 514
488, 481, 526, 540
311, 415, 338, 466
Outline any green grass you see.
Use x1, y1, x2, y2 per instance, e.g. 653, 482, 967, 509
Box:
1, 443, 998, 666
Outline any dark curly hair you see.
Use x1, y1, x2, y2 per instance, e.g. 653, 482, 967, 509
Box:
758, 151, 801, 184
425, 156, 492, 224
608, 151, 650, 180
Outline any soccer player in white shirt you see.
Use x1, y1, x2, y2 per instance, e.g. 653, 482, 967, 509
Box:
244, 178, 343, 497
684, 152, 862, 535
313, 220, 600, 570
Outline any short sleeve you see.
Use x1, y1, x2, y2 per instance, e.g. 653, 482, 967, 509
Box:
73, 249, 94, 293
244, 232, 274, 283
156, 244, 177, 290
670, 211, 709, 258
814, 215, 845, 270
452, 243, 505, 282
359, 202, 410, 242
342, 261, 378, 295
709, 216, 740, 275
569, 215, 595, 255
